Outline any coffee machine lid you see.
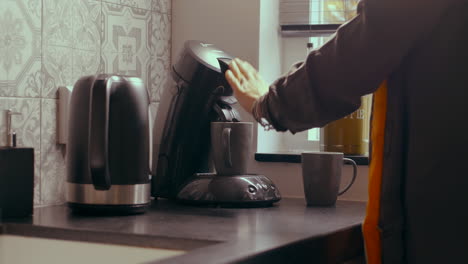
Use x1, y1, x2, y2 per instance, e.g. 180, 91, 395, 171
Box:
173, 40, 234, 83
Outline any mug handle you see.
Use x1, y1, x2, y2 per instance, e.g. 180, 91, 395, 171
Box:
222, 127, 233, 168
338, 158, 357, 195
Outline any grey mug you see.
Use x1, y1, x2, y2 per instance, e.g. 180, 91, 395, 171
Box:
301, 152, 357, 206
211, 122, 253, 176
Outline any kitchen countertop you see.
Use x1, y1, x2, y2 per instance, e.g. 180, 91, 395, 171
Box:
1, 198, 366, 264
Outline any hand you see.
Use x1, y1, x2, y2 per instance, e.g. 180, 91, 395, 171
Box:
225, 58, 269, 113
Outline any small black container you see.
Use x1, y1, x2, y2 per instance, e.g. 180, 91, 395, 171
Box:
0, 147, 34, 219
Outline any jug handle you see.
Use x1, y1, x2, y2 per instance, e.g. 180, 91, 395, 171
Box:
89, 78, 111, 190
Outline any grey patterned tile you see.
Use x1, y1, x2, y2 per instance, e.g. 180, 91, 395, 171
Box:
43, 0, 101, 98
103, 0, 152, 10
40, 99, 66, 205
149, 12, 171, 102
0, 2, 11, 90
102, 0, 121, 5
149, 101, 159, 142
149, 101, 159, 170
0, 98, 41, 204
122, 0, 152, 10
43, 0, 74, 47
0, 0, 42, 97
42, 0, 73, 98
73, 0, 101, 52
149, 56, 171, 102
14, 60, 42, 97
149, 101, 159, 126
150, 12, 171, 59
72, 49, 101, 84
40, 99, 58, 151
101, 3, 151, 82
18, 0, 42, 25
152, 0, 171, 14
42, 45, 74, 98
0, 79, 7, 94
34, 150, 41, 205
0, 0, 7, 92
40, 148, 66, 205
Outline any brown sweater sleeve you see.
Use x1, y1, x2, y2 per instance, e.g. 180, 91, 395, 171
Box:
254, 0, 456, 133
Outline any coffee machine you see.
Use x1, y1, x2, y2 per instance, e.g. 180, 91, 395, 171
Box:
152, 40, 281, 206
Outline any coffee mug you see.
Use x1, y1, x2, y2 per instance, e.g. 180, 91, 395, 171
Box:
211, 122, 253, 175
301, 152, 357, 206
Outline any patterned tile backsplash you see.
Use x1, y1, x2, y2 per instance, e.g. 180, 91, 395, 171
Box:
0, 0, 42, 98
0, 0, 172, 206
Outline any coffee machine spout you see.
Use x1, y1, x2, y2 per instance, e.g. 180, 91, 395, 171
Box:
213, 99, 241, 122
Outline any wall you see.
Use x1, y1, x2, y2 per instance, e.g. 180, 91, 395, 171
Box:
256, 0, 286, 153
0, 0, 172, 206
171, 0, 261, 69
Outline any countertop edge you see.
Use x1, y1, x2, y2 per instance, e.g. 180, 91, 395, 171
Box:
1, 222, 364, 264
1, 199, 366, 264
151, 224, 364, 264
1, 223, 218, 251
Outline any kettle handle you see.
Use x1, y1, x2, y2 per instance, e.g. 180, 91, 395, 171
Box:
89, 79, 111, 190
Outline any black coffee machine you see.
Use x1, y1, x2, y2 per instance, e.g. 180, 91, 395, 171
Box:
152, 40, 281, 206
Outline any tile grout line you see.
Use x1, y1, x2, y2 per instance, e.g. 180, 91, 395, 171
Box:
100, 0, 104, 74
41, 0, 45, 100
38, 97, 43, 206
100, 0, 172, 14
0, 96, 57, 100
71, 0, 76, 90
38, 0, 44, 206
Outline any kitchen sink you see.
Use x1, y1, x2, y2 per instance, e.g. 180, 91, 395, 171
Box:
0, 234, 185, 264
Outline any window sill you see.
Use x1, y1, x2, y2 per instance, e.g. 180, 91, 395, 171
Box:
280, 24, 340, 37
255, 152, 369, 166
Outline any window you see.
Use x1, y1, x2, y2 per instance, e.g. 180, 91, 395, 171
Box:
280, 0, 359, 26
305, 35, 332, 144
256, 0, 369, 155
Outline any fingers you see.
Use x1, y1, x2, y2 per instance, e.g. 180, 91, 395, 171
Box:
234, 58, 256, 80
225, 70, 244, 93
228, 59, 247, 90
239, 60, 258, 78
229, 59, 243, 80
229, 58, 258, 81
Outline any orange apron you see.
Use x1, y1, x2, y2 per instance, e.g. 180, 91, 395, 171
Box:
362, 81, 388, 264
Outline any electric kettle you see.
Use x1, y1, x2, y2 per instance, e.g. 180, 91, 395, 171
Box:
66, 74, 151, 214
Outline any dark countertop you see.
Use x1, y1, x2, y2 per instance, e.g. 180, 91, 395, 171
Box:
1, 198, 366, 264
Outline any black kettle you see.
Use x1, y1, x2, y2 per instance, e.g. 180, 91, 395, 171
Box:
66, 74, 151, 214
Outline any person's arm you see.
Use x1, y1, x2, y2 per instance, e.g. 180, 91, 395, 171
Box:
227, 0, 457, 133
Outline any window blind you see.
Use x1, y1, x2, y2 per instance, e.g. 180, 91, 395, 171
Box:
280, 0, 359, 37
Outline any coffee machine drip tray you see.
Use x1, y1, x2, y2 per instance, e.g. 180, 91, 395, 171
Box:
176, 174, 281, 207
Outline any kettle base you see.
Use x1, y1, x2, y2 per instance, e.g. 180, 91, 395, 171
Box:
68, 202, 149, 215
